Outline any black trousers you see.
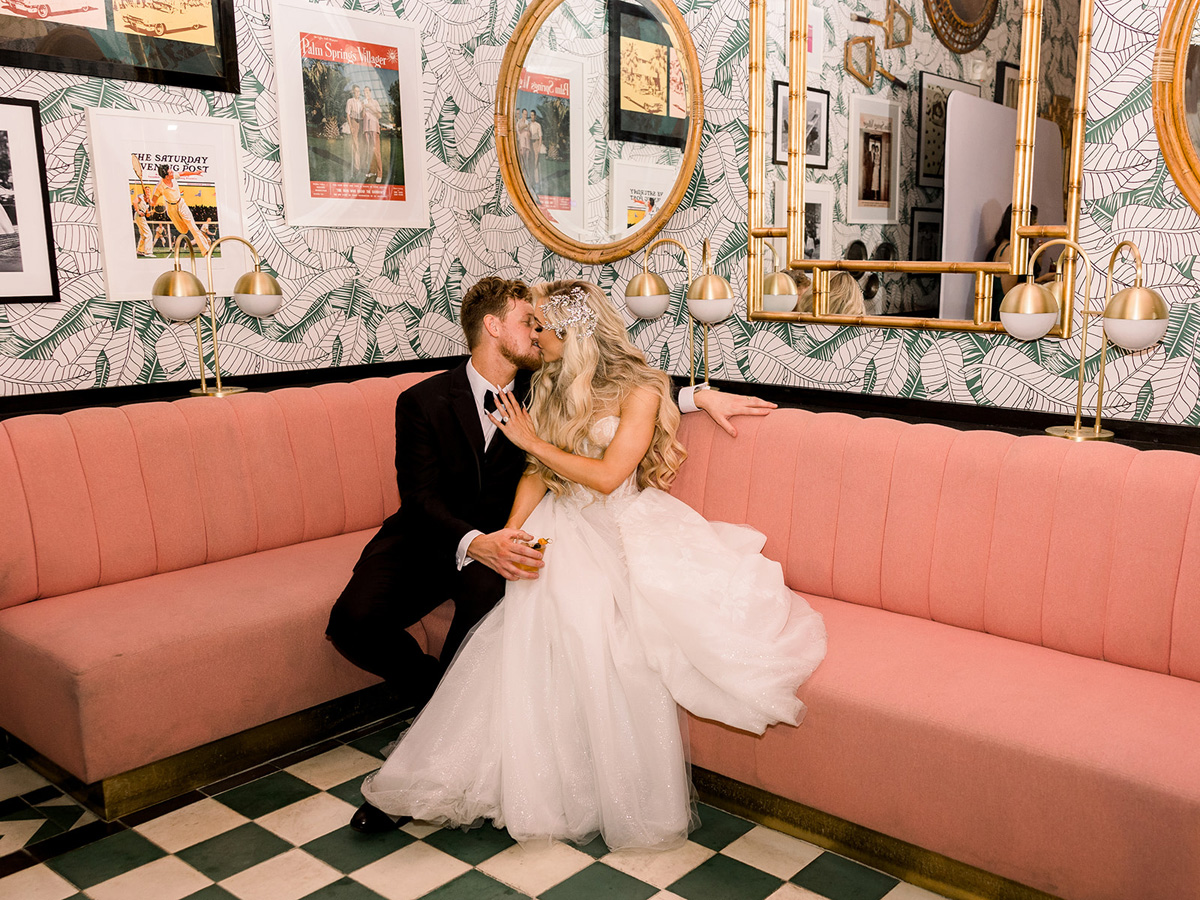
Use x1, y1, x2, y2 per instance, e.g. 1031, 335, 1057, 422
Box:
326, 535, 506, 705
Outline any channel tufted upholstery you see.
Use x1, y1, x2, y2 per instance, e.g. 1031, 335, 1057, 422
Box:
0, 373, 448, 783
675, 409, 1200, 900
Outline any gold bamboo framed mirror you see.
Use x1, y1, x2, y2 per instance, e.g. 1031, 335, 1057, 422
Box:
495, 0, 704, 264
1153, 0, 1200, 216
747, 0, 1095, 335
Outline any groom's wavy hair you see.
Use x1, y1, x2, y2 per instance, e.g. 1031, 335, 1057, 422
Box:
460, 276, 532, 349
529, 280, 686, 495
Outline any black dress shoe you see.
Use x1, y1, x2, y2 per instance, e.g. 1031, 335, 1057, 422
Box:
350, 801, 411, 833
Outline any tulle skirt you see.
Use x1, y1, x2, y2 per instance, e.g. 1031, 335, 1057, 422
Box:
362, 487, 826, 851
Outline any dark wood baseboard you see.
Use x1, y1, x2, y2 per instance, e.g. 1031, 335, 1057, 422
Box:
689, 377, 1200, 454
6, 683, 411, 821
2, 357, 1197, 454
693, 767, 1062, 900
0, 357, 467, 421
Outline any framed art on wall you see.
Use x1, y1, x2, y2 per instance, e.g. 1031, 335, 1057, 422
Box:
917, 71, 981, 188
910, 206, 943, 261
772, 83, 829, 168
0, 0, 239, 93
520, 50, 586, 241
773, 179, 833, 259
273, 0, 429, 228
87, 108, 249, 302
609, 159, 675, 234
995, 61, 1020, 108
847, 94, 900, 224
0, 98, 58, 304
609, 0, 688, 149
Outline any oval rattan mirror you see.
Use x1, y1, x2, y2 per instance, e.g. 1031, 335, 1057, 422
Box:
495, 0, 704, 264
1154, 0, 1200, 216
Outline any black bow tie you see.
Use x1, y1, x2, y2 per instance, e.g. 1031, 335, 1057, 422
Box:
483, 390, 498, 415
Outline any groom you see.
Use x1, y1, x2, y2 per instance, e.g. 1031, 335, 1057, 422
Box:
327, 276, 774, 832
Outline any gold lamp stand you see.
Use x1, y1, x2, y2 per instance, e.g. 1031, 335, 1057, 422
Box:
151, 235, 284, 397
998, 238, 1169, 442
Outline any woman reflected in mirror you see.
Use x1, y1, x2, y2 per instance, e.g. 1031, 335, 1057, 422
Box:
788, 270, 866, 316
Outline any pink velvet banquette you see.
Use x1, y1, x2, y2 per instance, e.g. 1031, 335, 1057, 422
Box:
1, 373, 1198, 900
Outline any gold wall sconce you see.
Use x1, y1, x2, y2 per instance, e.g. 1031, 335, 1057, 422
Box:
851, 0, 913, 48
844, 35, 908, 90
150, 235, 284, 397
624, 237, 733, 385
999, 238, 1169, 441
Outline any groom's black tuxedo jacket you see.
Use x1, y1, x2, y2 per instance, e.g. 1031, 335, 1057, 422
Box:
370, 361, 532, 596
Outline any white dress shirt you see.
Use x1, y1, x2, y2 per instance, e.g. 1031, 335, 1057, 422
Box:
455, 361, 516, 569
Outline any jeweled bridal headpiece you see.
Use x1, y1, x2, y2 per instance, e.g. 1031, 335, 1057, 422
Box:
543, 286, 598, 339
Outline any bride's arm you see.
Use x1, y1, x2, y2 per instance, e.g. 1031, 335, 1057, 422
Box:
491, 387, 657, 495
506, 471, 549, 530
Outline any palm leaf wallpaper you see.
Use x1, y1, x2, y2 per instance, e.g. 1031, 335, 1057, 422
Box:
1, 0, 1198, 428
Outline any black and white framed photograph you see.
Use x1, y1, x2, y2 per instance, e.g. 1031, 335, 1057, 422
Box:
918, 71, 981, 189
773, 82, 829, 168
0, 98, 58, 304
0, 0, 239, 93
995, 61, 1020, 109
910, 207, 944, 261
848, 94, 900, 224
773, 180, 833, 260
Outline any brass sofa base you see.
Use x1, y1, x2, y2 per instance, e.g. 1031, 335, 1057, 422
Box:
7, 683, 408, 821
693, 767, 1062, 900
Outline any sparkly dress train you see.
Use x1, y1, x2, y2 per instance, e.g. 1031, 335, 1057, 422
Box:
361, 417, 827, 850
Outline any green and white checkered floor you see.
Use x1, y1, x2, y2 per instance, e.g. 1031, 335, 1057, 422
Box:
0, 720, 945, 900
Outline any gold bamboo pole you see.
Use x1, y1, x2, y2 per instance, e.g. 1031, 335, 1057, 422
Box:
1010, 0, 1045, 279
747, 0, 766, 317
787, 0, 808, 268
1056, 0, 1096, 342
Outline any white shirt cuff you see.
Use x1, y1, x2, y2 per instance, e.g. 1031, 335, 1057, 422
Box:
456, 530, 483, 569
677, 383, 710, 415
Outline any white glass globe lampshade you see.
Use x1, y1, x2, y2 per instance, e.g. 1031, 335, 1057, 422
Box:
232, 268, 284, 318
762, 270, 800, 313
150, 268, 207, 322
686, 273, 735, 324
998, 280, 1059, 341
1103, 284, 1169, 351
625, 271, 671, 319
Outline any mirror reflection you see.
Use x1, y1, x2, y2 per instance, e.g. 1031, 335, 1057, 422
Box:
514, 0, 690, 246
763, 0, 1079, 321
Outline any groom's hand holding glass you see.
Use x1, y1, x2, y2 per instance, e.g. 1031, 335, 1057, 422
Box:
466, 527, 544, 581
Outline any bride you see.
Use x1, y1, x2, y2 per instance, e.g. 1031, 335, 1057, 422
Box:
361, 280, 827, 850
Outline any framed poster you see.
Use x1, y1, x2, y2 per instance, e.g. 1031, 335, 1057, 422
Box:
995, 61, 1020, 109
847, 94, 900, 224
519, 50, 586, 240
918, 71, 981, 188
609, 0, 688, 149
773, 179, 833, 259
0, 0, 239, 93
609, 159, 675, 234
87, 108, 249, 302
772, 83, 829, 168
910, 206, 943, 261
273, 0, 429, 228
0, 98, 58, 304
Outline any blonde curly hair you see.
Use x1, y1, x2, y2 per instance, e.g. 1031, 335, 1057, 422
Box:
528, 280, 686, 495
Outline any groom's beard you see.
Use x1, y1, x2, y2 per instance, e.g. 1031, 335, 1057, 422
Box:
501, 340, 542, 371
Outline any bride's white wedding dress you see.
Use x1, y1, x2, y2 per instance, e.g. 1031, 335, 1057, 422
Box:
362, 416, 827, 850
